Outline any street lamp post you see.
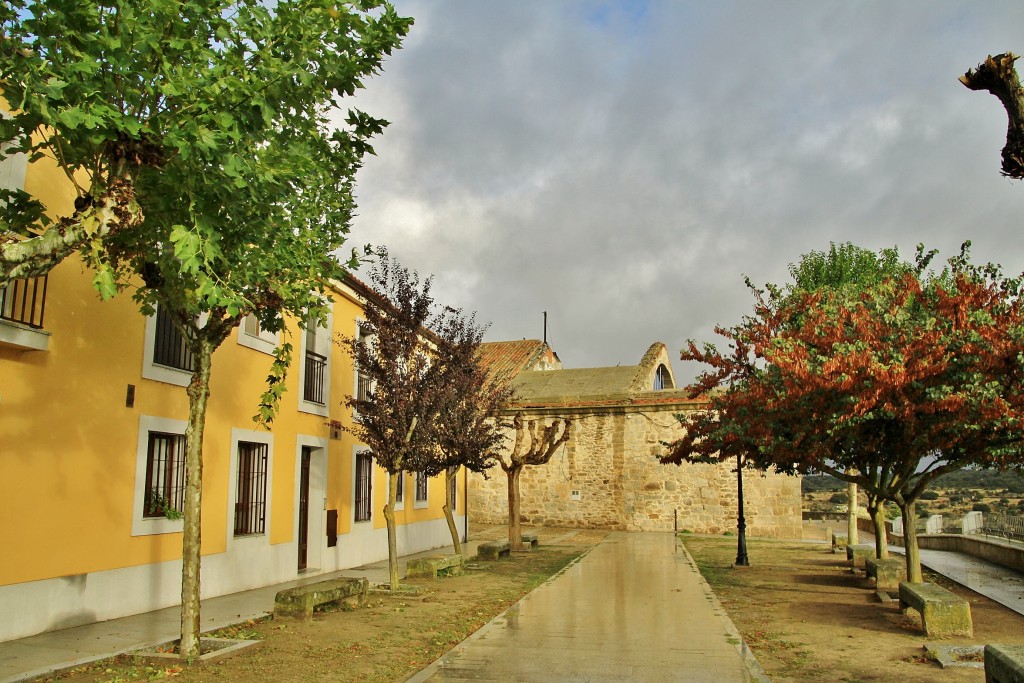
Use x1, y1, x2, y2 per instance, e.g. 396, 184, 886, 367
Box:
735, 452, 750, 566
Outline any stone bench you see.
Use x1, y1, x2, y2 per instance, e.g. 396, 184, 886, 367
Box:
985, 644, 1024, 683
832, 532, 848, 553
898, 581, 973, 637
520, 532, 539, 549
274, 577, 368, 620
846, 543, 875, 570
477, 540, 511, 560
406, 554, 464, 579
865, 557, 906, 590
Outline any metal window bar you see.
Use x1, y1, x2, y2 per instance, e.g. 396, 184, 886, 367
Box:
153, 305, 196, 371
303, 349, 327, 404
143, 432, 186, 518
396, 470, 404, 503
448, 475, 457, 511
982, 513, 1024, 542
234, 442, 268, 535
415, 472, 428, 502
355, 453, 373, 522
0, 274, 47, 329
356, 372, 373, 402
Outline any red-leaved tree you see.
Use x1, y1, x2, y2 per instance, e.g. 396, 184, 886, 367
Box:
665, 243, 1024, 582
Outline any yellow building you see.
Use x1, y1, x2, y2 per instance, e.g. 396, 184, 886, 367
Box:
0, 120, 465, 644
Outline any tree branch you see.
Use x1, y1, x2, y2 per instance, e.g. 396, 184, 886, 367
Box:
960, 52, 1024, 179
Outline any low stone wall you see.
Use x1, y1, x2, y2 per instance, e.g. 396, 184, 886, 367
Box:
470, 405, 802, 538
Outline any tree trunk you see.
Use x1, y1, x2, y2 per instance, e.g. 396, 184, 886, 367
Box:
847, 480, 858, 546
507, 465, 523, 551
384, 471, 399, 590
443, 466, 462, 556
179, 336, 214, 659
900, 501, 923, 583
868, 501, 889, 560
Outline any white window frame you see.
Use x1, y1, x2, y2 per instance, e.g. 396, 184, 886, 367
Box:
131, 415, 188, 536
141, 306, 199, 387
0, 108, 48, 351
298, 305, 333, 417
227, 428, 274, 544
237, 314, 280, 355
394, 470, 405, 512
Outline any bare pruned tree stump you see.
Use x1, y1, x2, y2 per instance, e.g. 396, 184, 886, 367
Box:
960, 52, 1024, 179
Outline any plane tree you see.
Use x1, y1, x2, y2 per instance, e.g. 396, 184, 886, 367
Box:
0, 0, 411, 657
664, 243, 1024, 582
497, 413, 571, 551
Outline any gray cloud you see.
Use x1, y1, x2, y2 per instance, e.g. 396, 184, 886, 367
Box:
349, 1, 1024, 380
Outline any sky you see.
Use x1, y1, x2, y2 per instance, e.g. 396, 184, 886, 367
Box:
346, 1, 1024, 382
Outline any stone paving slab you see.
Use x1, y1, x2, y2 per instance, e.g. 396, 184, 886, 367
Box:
408, 532, 766, 682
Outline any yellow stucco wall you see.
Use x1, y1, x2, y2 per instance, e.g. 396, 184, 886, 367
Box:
1, 154, 459, 589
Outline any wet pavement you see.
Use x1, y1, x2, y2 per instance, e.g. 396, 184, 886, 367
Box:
897, 546, 1024, 616
0, 531, 766, 683
408, 532, 765, 683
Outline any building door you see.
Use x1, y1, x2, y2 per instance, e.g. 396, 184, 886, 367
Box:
298, 447, 312, 571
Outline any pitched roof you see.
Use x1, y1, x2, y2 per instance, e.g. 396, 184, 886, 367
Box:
477, 339, 560, 381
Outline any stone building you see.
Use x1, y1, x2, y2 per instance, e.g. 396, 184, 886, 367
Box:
469, 341, 802, 538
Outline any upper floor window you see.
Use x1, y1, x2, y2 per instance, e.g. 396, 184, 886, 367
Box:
1, 274, 47, 330
237, 313, 279, 355
299, 309, 332, 415
153, 304, 196, 372
356, 325, 373, 402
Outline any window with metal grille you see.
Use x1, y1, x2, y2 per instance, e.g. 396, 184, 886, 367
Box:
355, 452, 373, 522
356, 325, 373, 402
143, 432, 186, 518
303, 322, 327, 404
1, 274, 47, 329
396, 470, 404, 503
415, 471, 428, 502
447, 475, 457, 512
153, 305, 196, 372
234, 441, 268, 536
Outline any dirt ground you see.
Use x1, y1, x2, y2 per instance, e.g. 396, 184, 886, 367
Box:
33, 529, 606, 683
683, 534, 1024, 683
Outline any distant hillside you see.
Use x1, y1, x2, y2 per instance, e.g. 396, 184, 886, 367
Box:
801, 469, 1024, 495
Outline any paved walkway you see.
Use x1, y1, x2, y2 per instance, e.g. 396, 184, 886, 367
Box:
1, 538, 492, 683
1, 531, 766, 683
893, 546, 1024, 616
408, 532, 766, 683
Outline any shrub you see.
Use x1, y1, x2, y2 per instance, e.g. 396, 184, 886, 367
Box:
828, 493, 849, 504
920, 491, 940, 500
972, 503, 992, 513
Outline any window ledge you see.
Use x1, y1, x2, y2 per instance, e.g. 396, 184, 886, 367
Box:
0, 320, 50, 351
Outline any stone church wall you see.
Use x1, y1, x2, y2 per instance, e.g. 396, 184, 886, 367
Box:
469, 405, 802, 538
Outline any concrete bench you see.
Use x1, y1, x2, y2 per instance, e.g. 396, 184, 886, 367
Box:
832, 532, 848, 554
520, 532, 539, 549
846, 543, 875, 570
985, 644, 1024, 683
865, 557, 906, 590
274, 577, 368, 620
477, 540, 511, 560
899, 581, 973, 637
406, 554, 464, 579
